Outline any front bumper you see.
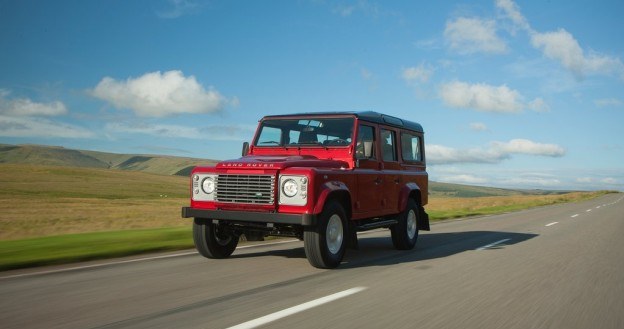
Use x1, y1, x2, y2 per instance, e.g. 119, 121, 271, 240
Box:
181, 207, 317, 226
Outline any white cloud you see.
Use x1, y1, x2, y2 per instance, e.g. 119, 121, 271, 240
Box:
528, 97, 550, 112
495, 0, 530, 31
439, 81, 524, 113
157, 0, 202, 19
402, 63, 434, 84
0, 89, 67, 117
444, 17, 508, 54
469, 122, 488, 131
594, 98, 623, 108
106, 122, 255, 141
490, 139, 565, 157
0, 115, 94, 138
437, 174, 489, 185
90, 70, 228, 117
531, 29, 624, 80
427, 139, 565, 165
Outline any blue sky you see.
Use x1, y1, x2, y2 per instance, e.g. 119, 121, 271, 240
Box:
1, 0, 623, 191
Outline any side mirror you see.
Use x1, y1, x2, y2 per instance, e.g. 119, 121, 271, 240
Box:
242, 142, 249, 156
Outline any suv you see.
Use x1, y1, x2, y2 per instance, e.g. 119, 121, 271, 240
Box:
182, 111, 429, 268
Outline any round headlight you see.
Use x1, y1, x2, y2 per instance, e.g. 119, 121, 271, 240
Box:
201, 177, 215, 194
282, 179, 299, 197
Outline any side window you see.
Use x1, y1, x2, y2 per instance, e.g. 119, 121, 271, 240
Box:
381, 129, 397, 162
401, 133, 422, 162
356, 125, 376, 159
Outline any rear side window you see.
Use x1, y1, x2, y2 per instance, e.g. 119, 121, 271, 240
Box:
401, 133, 422, 162
381, 129, 397, 162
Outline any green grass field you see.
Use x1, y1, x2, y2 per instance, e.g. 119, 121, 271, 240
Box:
0, 163, 615, 271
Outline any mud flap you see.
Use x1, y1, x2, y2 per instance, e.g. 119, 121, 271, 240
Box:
418, 207, 431, 231
347, 221, 359, 250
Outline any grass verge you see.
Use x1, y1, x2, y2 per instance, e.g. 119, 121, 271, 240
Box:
0, 227, 193, 271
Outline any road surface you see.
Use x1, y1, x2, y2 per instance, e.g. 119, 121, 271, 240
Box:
1, 193, 623, 329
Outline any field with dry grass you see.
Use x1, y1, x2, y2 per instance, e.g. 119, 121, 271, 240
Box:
0, 163, 611, 240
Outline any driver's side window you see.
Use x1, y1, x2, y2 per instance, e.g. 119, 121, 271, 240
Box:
356, 125, 376, 159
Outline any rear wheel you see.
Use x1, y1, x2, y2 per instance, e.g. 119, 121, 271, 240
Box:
391, 198, 419, 250
304, 201, 347, 269
193, 218, 238, 259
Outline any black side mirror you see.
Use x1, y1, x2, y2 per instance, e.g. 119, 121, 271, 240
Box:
242, 142, 250, 156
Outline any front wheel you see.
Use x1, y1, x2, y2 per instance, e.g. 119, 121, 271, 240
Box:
391, 199, 419, 250
304, 201, 347, 269
193, 218, 239, 259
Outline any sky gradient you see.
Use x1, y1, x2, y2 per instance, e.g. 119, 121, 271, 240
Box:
1, 0, 622, 191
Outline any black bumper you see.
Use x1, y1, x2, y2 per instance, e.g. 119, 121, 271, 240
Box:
181, 207, 317, 226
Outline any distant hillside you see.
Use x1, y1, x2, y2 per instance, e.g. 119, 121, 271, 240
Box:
0, 143, 569, 198
428, 181, 569, 198
0, 144, 217, 176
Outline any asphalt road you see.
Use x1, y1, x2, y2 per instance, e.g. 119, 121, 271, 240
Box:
2, 193, 623, 329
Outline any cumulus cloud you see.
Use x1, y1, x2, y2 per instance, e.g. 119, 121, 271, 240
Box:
106, 122, 255, 141
594, 98, 623, 108
156, 0, 202, 19
427, 139, 565, 165
90, 70, 228, 117
439, 81, 524, 113
530, 29, 624, 80
469, 122, 488, 131
0, 89, 67, 117
528, 97, 550, 112
0, 115, 94, 138
496, 0, 624, 80
444, 17, 508, 54
402, 63, 434, 84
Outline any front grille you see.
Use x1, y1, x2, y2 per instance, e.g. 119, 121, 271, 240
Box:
215, 174, 275, 205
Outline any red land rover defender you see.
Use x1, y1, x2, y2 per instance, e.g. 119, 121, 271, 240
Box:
182, 111, 429, 268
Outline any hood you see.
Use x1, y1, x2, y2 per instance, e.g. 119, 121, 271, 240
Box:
216, 155, 349, 170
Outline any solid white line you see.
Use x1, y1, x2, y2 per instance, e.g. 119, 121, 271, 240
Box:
545, 222, 559, 227
226, 287, 367, 329
571, 214, 579, 218
0, 239, 300, 280
476, 238, 511, 251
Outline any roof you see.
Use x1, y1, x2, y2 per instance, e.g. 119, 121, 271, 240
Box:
261, 111, 424, 133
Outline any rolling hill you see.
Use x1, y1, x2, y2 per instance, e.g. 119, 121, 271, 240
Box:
0, 143, 569, 197
0, 144, 217, 176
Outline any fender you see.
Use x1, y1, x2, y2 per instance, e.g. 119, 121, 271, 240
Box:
399, 182, 430, 231
398, 182, 422, 210
312, 181, 351, 215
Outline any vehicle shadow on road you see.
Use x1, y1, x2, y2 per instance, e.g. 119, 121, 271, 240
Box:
229, 231, 538, 268
341, 230, 538, 269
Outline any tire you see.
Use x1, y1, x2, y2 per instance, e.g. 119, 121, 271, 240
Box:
193, 218, 239, 259
391, 198, 419, 250
304, 201, 347, 269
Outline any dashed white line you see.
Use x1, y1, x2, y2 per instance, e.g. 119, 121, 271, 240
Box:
476, 238, 511, 251
571, 214, 579, 218
226, 287, 368, 329
586, 209, 592, 212
545, 222, 559, 227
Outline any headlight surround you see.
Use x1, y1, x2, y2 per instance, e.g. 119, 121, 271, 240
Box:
201, 177, 216, 194
279, 175, 308, 206
282, 178, 299, 197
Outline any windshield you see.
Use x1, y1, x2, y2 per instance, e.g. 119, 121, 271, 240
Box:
254, 117, 355, 147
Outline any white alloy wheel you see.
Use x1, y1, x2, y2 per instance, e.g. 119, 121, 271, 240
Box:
407, 209, 417, 240
326, 214, 344, 254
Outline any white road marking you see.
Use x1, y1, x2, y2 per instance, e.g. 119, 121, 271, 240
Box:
545, 222, 559, 227
571, 214, 579, 218
0, 239, 299, 280
586, 209, 592, 212
476, 238, 511, 251
226, 287, 368, 329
